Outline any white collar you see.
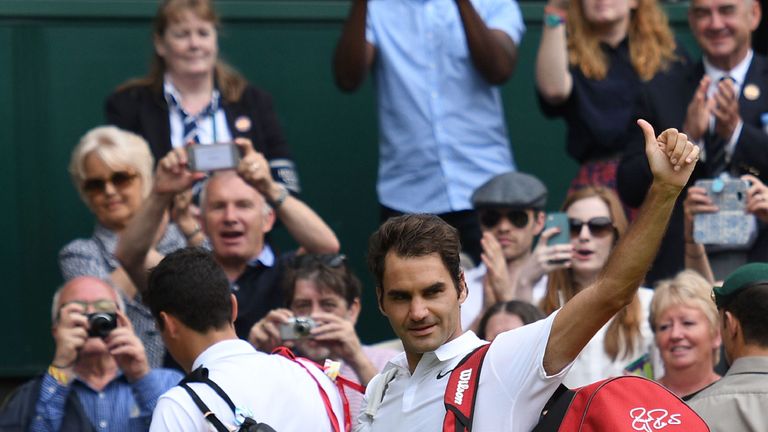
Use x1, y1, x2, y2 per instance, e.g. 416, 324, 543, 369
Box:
703, 50, 753, 88
384, 331, 486, 373
192, 339, 260, 371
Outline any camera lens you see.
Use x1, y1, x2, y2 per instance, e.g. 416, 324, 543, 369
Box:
87, 312, 117, 338
294, 321, 311, 337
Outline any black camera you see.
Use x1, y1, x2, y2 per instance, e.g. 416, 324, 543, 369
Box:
87, 312, 117, 338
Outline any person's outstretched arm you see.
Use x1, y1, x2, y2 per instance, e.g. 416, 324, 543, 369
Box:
543, 120, 700, 375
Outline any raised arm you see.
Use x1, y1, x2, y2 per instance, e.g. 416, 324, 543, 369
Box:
535, 0, 571, 103
115, 149, 202, 294
543, 120, 700, 375
235, 140, 340, 254
455, 0, 518, 84
333, 0, 376, 92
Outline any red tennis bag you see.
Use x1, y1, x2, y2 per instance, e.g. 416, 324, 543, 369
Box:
534, 376, 710, 432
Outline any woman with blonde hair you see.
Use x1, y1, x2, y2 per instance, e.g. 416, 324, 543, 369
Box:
651, 270, 721, 398
541, 186, 656, 387
106, 0, 298, 193
59, 126, 200, 368
536, 0, 683, 192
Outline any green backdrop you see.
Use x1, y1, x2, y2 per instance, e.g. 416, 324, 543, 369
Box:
0, 0, 696, 376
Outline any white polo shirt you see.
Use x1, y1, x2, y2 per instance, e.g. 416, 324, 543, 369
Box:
356, 311, 569, 431
150, 339, 344, 431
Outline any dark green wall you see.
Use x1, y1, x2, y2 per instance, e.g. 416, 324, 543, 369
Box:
0, 0, 696, 376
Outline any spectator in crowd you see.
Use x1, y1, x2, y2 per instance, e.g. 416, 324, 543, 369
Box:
477, 300, 545, 341
333, 0, 525, 264
144, 247, 346, 431
617, 0, 767, 285
462, 171, 571, 330
116, 138, 339, 341
540, 186, 656, 387
0, 277, 182, 431
59, 126, 200, 368
248, 253, 398, 418
688, 263, 768, 431
536, 0, 680, 193
106, 0, 299, 194
650, 270, 721, 398
356, 121, 698, 430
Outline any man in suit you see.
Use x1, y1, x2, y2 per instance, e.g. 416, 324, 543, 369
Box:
617, 0, 767, 284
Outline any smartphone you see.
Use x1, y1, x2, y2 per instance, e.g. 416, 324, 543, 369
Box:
693, 178, 755, 245
544, 212, 570, 246
187, 142, 241, 172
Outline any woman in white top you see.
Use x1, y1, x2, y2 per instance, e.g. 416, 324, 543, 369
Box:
540, 186, 656, 387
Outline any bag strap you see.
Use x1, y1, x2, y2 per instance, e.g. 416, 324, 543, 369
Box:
181, 366, 270, 432
363, 367, 398, 419
179, 380, 230, 432
530, 384, 575, 432
272, 346, 343, 432
442, 343, 491, 432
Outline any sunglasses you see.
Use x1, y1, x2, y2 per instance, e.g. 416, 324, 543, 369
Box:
479, 209, 530, 228
290, 254, 347, 269
82, 171, 137, 194
568, 217, 614, 238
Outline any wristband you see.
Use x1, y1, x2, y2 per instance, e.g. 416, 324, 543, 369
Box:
544, 5, 566, 27
268, 185, 289, 210
48, 364, 72, 385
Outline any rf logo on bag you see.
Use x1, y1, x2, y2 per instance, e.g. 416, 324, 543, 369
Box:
629, 407, 682, 432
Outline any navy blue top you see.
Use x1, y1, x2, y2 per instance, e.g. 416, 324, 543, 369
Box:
538, 38, 642, 164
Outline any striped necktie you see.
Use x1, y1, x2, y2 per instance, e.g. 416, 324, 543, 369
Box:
167, 91, 220, 144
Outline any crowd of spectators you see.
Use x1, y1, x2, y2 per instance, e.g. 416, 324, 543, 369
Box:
1, 0, 768, 430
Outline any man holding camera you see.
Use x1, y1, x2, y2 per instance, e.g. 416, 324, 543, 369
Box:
0, 276, 181, 431
248, 254, 398, 417
116, 137, 340, 340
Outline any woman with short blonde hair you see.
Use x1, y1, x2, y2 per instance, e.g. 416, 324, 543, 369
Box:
651, 270, 721, 398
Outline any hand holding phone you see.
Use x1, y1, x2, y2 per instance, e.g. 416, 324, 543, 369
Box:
187, 142, 241, 172
544, 212, 571, 264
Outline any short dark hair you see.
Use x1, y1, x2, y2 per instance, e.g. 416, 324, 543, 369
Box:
477, 300, 545, 340
284, 254, 362, 307
145, 247, 233, 332
367, 214, 462, 306
723, 284, 768, 347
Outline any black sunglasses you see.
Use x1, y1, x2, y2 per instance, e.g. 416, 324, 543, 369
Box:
290, 254, 347, 269
568, 217, 614, 238
82, 171, 137, 194
479, 209, 530, 228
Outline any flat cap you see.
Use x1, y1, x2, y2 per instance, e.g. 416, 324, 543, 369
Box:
713, 262, 768, 307
471, 172, 547, 210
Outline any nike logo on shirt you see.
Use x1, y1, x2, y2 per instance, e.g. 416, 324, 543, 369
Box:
436, 369, 454, 380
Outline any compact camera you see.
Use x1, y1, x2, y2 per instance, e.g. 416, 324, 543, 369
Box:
279, 317, 317, 340
87, 312, 117, 338
187, 142, 241, 172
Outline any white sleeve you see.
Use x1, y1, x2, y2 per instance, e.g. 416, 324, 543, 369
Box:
149, 393, 205, 432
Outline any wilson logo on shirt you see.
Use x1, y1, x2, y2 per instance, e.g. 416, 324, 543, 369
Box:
453, 368, 473, 405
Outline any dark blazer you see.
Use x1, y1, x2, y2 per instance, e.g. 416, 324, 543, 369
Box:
618, 53, 768, 284
105, 84, 300, 192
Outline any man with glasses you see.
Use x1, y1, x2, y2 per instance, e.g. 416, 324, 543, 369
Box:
688, 263, 768, 431
0, 276, 182, 431
462, 171, 570, 330
116, 138, 340, 342
248, 254, 398, 417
